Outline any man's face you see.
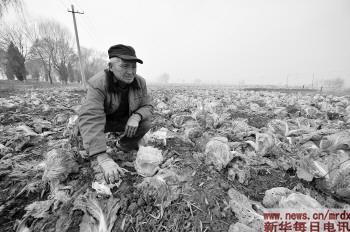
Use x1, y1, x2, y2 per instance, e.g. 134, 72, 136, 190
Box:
109, 57, 137, 84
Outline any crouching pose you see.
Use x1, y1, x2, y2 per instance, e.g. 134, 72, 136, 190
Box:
79, 44, 153, 184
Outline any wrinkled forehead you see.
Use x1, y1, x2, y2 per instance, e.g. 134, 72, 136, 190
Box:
109, 57, 120, 63
110, 57, 136, 65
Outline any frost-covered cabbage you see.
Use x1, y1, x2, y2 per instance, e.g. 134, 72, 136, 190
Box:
205, 137, 233, 170
228, 188, 264, 231
143, 127, 172, 146
262, 187, 293, 208
268, 119, 288, 137
279, 193, 322, 209
231, 119, 251, 134
32, 118, 52, 133
320, 132, 350, 152
228, 155, 251, 185
303, 106, 320, 118
42, 148, 79, 184
135, 146, 163, 177
171, 114, 195, 127
73, 192, 121, 232
327, 151, 350, 200
229, 222, 255, 232
136, 168, 182, 209
263, 188, 322, 209
246, 133, 275, 155
53, 113, 69, 125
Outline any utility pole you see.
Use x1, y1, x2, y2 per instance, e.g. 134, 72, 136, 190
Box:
68, 4, 86, 87
312, 72, 314, 89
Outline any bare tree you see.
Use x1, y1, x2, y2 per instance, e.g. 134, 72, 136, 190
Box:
29, 38, 54, 83
0, 19, 31, 76
26, 20, 74, 84
25, 58, 42, 81
0, 22, 30, 59
0, 0, 22, 18
80, 47, 107, 81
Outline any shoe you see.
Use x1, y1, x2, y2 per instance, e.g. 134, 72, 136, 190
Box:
116, 140, 138, 152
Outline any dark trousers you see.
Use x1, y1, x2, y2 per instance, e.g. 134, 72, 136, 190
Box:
105, 116, 152, 150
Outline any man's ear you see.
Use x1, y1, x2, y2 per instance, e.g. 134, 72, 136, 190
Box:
108, 62, 112, 70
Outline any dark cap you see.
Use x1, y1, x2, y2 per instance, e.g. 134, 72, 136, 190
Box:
108, 44, 143, 64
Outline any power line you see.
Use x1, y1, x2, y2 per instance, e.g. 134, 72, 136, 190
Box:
73, 0, 101, 45
58, 0, 98, 47
57, 0, 68, 11
77, 15, 99, 45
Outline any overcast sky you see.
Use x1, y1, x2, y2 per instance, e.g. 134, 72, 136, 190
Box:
4, 0, 350, 86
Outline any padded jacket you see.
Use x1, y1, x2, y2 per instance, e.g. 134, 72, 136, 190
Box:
78, 70, 153, 157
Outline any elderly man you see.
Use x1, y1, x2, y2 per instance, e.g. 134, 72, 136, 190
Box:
79, 44, 153, 184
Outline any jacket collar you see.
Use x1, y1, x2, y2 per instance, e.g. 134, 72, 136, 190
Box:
106, 69, 140, 92
113, 75, 140, 89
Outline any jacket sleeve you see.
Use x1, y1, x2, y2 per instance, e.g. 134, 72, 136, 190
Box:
135, 79, 153, 120
78, 84, 107, 157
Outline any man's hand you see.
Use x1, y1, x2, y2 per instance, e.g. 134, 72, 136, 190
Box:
125, 114, 141, 138
96, 153, 128, 184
